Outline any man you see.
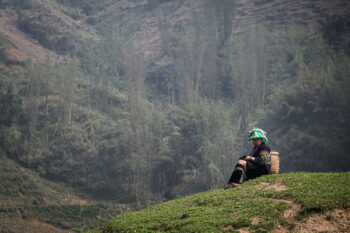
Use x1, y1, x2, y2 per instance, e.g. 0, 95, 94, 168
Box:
224, 127, 271, 189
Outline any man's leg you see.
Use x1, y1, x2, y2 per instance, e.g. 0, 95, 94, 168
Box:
227, 160, 247, 184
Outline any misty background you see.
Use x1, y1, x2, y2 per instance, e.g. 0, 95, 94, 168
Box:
0, 0, 349, 210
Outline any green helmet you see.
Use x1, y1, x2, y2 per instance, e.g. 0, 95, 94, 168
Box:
248, 127, 268, 143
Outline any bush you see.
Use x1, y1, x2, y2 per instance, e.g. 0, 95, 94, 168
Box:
0, 0, 32, 9
17, 14, 77, 55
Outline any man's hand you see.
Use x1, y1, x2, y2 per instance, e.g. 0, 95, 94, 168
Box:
244, 156, 254, 161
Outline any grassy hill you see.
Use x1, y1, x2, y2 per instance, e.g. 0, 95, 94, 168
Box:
91, 172, 350, 233
0, 158, 129, 232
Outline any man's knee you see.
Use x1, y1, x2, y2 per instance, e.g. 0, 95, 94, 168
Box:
237, 160, 246, 166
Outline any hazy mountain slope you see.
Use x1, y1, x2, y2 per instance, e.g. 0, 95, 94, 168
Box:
1, 0, 349, 63
0, 1, 349, 232
0, 158, 129, 232
0, 0, 96, 63
0, 6, 62, 63
233, 0, 350, 30
86, 0, 350, 60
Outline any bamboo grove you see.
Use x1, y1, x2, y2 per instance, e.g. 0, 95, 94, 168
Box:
0, 0, 349, 206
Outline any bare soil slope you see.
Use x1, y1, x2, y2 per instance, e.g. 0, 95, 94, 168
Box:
0, 0, 94, 63
0, 7, 61, 63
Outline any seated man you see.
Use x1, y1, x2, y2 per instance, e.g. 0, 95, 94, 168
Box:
225, 127, 271, 189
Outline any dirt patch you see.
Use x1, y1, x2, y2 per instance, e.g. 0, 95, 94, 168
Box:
6, 48, 28, 63
251, 216, 260, 225
222, 217, 260, 232
272, 199, 302, 233
0, 7, 65, 63
223, 225, 250, 233
222, 225, 234, 231
69, 197, 90, 205
255, 182, 288, 191
237, 227, 250, 233
277, 199, 301, 219
272, 224, 290, 233
295, 209, 350, 233
272, 206, 350, 233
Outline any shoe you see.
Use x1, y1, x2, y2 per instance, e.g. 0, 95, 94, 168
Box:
224, 183, 239, 189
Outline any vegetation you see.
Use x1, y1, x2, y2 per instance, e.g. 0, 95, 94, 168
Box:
17, 13, 79, 55
0, 158, 128, 231
0, 0, 349, 212
90, 172, 350, 232
0, 0, 32, 10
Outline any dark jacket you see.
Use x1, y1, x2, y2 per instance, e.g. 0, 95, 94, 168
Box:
242, 142, 271, 179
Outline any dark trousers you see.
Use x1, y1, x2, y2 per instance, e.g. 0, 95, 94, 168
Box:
228, 161, 270, 184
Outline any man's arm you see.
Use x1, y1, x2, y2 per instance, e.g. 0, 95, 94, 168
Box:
253, 150, 270, 166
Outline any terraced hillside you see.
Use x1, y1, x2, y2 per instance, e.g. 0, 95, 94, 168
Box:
83, 0, 350, 59
233, 0, 350, 29
0, 0, 349, 63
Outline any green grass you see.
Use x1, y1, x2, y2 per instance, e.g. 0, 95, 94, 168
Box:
0, 32, 16, 62
0, 33, 15, 49
0, 158, 80, 204
0, 158, 128, 231
90, 172, 350, 233
0, 204, 123, 230
20, 204, 109, 229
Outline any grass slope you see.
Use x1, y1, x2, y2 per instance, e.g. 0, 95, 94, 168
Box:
91, 172, 350, 233
0, 158, 81, 207
0, 158, 128, 232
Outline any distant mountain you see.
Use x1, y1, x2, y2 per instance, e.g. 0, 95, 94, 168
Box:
0, 0, 349, 63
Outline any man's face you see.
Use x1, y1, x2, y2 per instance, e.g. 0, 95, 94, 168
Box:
252, 138, 263, 147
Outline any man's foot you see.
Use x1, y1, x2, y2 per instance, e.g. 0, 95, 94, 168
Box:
224, 183, 240, 189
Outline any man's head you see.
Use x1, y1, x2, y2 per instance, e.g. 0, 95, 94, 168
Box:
248, 127, 268, 145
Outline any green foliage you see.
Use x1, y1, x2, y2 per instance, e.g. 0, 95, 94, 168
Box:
0, 158, 78, 203
0, 33, 15, 49
260, 33, 350, 172
0, 158, 128, 231
1, 0, 349, 211
16, 7, 80, 55
321, 13, 350, 54
14, 204, 120, 231
0, 0, 32, 10
90, 172, 350, 233
165, 101, 237, 195
0, 66, 23, 157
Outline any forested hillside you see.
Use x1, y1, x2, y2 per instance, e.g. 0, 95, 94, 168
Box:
0, 0, 349, 220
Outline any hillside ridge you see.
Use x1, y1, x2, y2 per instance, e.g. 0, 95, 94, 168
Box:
91, 172, 350, 233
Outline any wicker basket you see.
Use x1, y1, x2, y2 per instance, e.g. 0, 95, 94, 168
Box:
270, 151, 280, 174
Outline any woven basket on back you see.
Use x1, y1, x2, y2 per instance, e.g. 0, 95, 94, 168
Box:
270, 151, 280, 174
